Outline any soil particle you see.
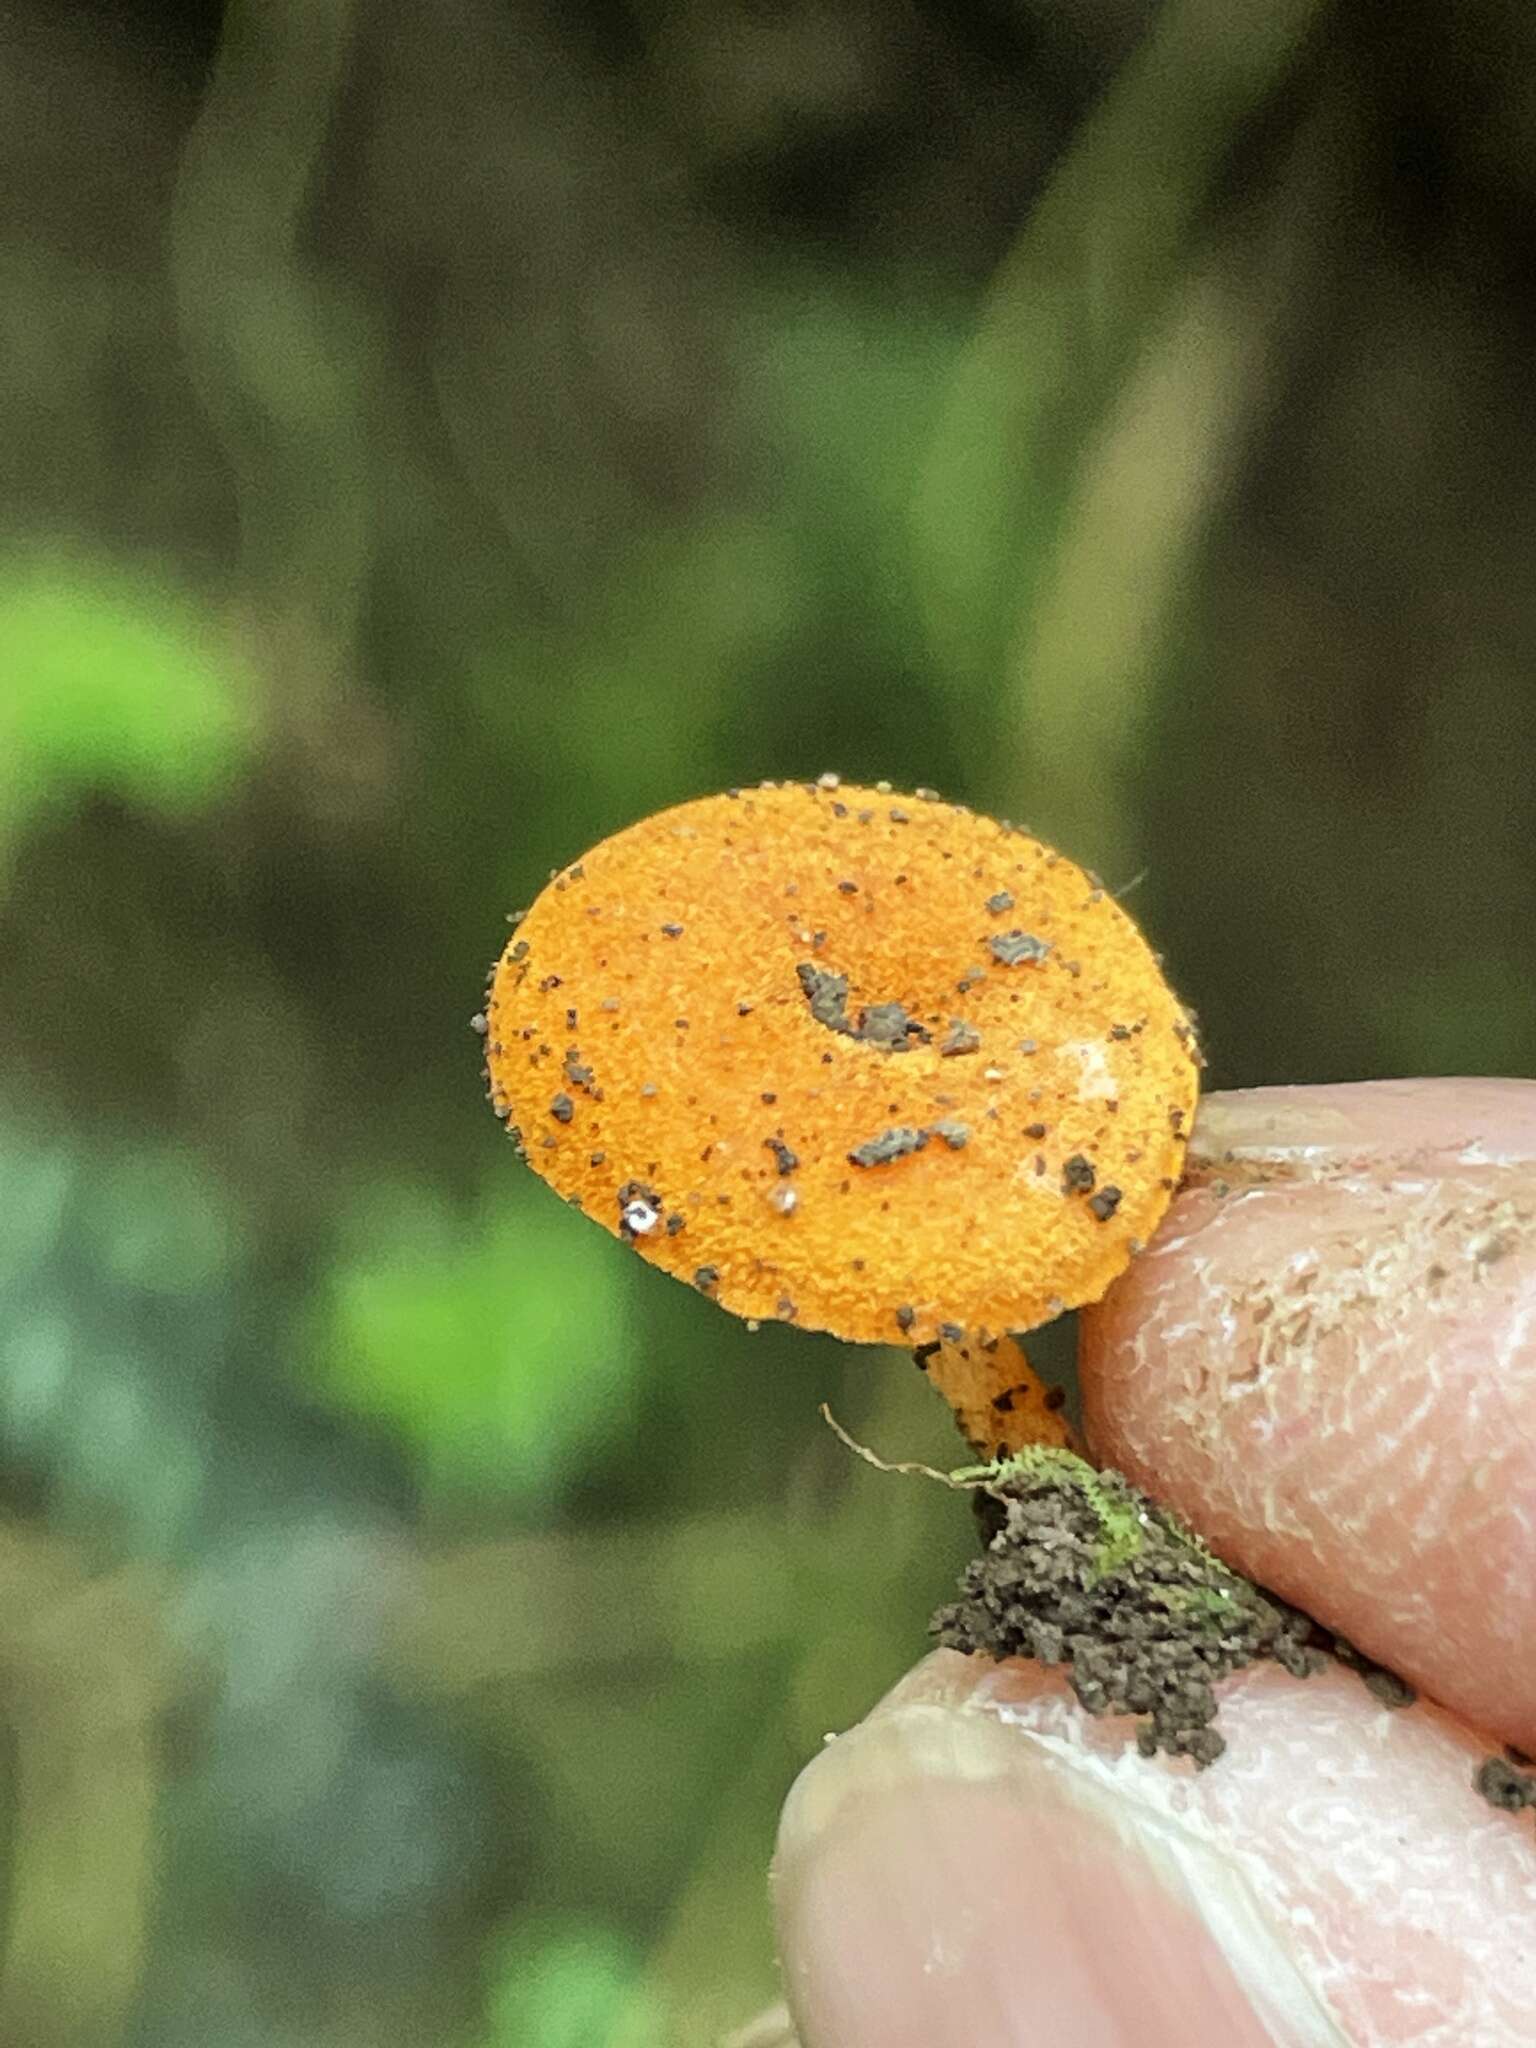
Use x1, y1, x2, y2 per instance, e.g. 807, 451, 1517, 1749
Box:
933, 1455, 1322, 1766
1475, 1756, 1536, 1813
859, 1001, 926, 1050
797, 966, 927, 1052
797, 961, 854, 1034
1362, 1668, 1417, 1708
1330, 1636, 1417, 1708
849, 1125, 930, 1168
989, 930, 1052, 966
939, 1019, 982, 1057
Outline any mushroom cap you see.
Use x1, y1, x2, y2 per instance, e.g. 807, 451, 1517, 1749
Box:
483, 781, 1199, 1346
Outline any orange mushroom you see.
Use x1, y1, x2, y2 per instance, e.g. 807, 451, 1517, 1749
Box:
481, 780, 1200, 1455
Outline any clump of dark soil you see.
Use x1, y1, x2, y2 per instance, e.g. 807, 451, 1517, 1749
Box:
931, 1450, 1323, 1766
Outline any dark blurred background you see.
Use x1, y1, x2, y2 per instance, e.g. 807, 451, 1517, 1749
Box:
2, 1, 1534, 2042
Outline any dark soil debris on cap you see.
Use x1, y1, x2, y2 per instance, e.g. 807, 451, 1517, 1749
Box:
796, 960, 853, 1034
849, 1125, 929, 1168
989, 930, 1052, 966
796, 961, 933, 1055
932, 1452, 1322, 1766
859, 1001, 927, 1050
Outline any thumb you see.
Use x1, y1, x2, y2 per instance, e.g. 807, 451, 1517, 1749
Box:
769, 1650, 1536, 2048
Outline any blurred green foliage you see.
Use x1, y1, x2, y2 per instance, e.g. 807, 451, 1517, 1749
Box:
481, 1921, 661, 2048
3, 1, 1536, 2045
318, 1183, 633, 1501
0, 555, 252, 867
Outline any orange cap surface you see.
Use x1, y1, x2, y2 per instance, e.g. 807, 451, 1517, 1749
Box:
483, 781, 1199, 1349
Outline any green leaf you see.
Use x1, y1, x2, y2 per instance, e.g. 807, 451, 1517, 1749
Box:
0, 552, 254, 863
482, 1919, 661, 2048
316, 1184, 634, 1502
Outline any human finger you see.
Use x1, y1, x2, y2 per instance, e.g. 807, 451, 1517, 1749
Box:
772, 1647, 1536, 2048
1080, 1079, 1536, 1752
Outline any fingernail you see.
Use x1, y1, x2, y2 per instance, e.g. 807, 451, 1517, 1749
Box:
1188, 1078, 1536, 1176
773, 1699, 1335, 2048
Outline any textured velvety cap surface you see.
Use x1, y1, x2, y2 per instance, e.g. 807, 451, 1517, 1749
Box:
484, 781, 1199, 1346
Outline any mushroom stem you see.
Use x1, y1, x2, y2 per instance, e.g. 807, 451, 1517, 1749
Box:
922, 1333, 1077, 1458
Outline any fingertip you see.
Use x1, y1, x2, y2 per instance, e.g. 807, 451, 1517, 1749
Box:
774, 1657, 1335, 2048
1080, 1080, 1536, 1750
773, 1651, 1536, 2048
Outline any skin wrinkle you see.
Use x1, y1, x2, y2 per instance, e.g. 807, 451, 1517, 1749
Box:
1083, 1084, 1536, 1751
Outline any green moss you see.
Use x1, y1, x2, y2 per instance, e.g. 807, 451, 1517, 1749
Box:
934, 1452, 1323, 1765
